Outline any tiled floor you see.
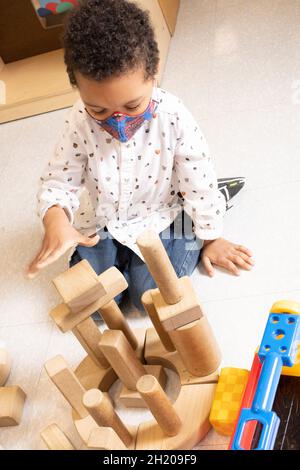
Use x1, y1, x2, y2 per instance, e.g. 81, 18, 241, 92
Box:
1, 0, 300, 450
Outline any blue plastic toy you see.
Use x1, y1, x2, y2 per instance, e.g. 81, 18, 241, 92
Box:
231, 312, 300, 450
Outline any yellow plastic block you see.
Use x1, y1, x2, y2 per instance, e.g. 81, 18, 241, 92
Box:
270, 300, 300, 316
209, 367, 249, 436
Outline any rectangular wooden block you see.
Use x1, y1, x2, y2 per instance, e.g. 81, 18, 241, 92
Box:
72, 317, 110, 368
50, 264, 128, 332
44, 355, 88, 418
151, 276, 204, 331
0, 386, 26, 426
119, 365, 167, 408
53, 259, 101, 304
40, 423, 75, 450
99, 331, 146, 391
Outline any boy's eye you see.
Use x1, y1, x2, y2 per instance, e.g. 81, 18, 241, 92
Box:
126, 103, 141, 111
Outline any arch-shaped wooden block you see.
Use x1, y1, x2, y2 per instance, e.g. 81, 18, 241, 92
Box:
0, 385, 26, 426
136, 382, 216, 449
0, 349, 11, 386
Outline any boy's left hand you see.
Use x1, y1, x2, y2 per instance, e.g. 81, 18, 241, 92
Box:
201, 238, 255, 277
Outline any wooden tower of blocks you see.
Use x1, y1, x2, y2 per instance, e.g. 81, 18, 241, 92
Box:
42, 230, 221, 450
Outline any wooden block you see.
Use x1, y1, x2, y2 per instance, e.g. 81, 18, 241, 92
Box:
73, 414, 100, 445
151, 277, 204, 332
169, 317, 222, 377
141, 290, 175, 352
73, 413, 137, 450
98, 300, 138, 350
136, 230, 183, 304
0, 349, 11, 386
136, 382, 216, 449
0, 385, 26, 426
119, 365, 167, 408
40, 423, 75, 450
53, 259, 102, 305
137, 375, 182, 437
68, 283, 106, 314
99, 330, 146, 390
44, 355, 88, 418
83, 389, 133, 447
144, 328, 219, 386
87, 427, 127, 450
50, 262, 128, 332
72, 317, 110, 368
73, 329, 146, 392
74, 355, 117, 392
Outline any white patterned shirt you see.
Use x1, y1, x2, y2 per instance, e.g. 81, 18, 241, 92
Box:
37, 86, 226, 262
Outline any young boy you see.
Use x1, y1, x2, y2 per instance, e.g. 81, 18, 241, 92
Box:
26, 0, 254, 311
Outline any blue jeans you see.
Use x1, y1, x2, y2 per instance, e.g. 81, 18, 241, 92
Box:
69, 212, 203, 312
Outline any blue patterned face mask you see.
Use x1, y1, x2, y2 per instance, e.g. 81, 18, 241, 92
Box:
85, 97, 159, 143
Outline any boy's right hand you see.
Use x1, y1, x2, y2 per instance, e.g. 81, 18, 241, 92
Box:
25, 205, 100, 279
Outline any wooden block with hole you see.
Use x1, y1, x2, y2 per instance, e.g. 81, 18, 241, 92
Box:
0, 349, 11, 386
40, 423, 75, 450
50, 261, 128, 332
119, 364, 167, 408
150, 276, 204, 332
0, 385, 26, 426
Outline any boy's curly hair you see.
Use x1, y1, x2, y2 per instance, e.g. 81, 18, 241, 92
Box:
62, 0, 160, 85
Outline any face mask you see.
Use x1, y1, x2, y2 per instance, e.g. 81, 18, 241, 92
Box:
86, 97, 159, 143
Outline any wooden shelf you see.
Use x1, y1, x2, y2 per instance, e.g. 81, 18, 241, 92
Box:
0, 49, 79, 123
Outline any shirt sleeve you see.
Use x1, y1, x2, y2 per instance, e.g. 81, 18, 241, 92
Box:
36, 108, 87, 226
174, 103, 226, 241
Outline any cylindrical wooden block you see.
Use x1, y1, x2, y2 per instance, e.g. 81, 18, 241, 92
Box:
136, 230, 183, 305
169, 317, 221, 376
83, 389, 132, 447
99, 330, 146, 390
72, 317, 110, 369
136, 375, 182, 437
141, 290, 175, 352
98, 300, 138, 350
